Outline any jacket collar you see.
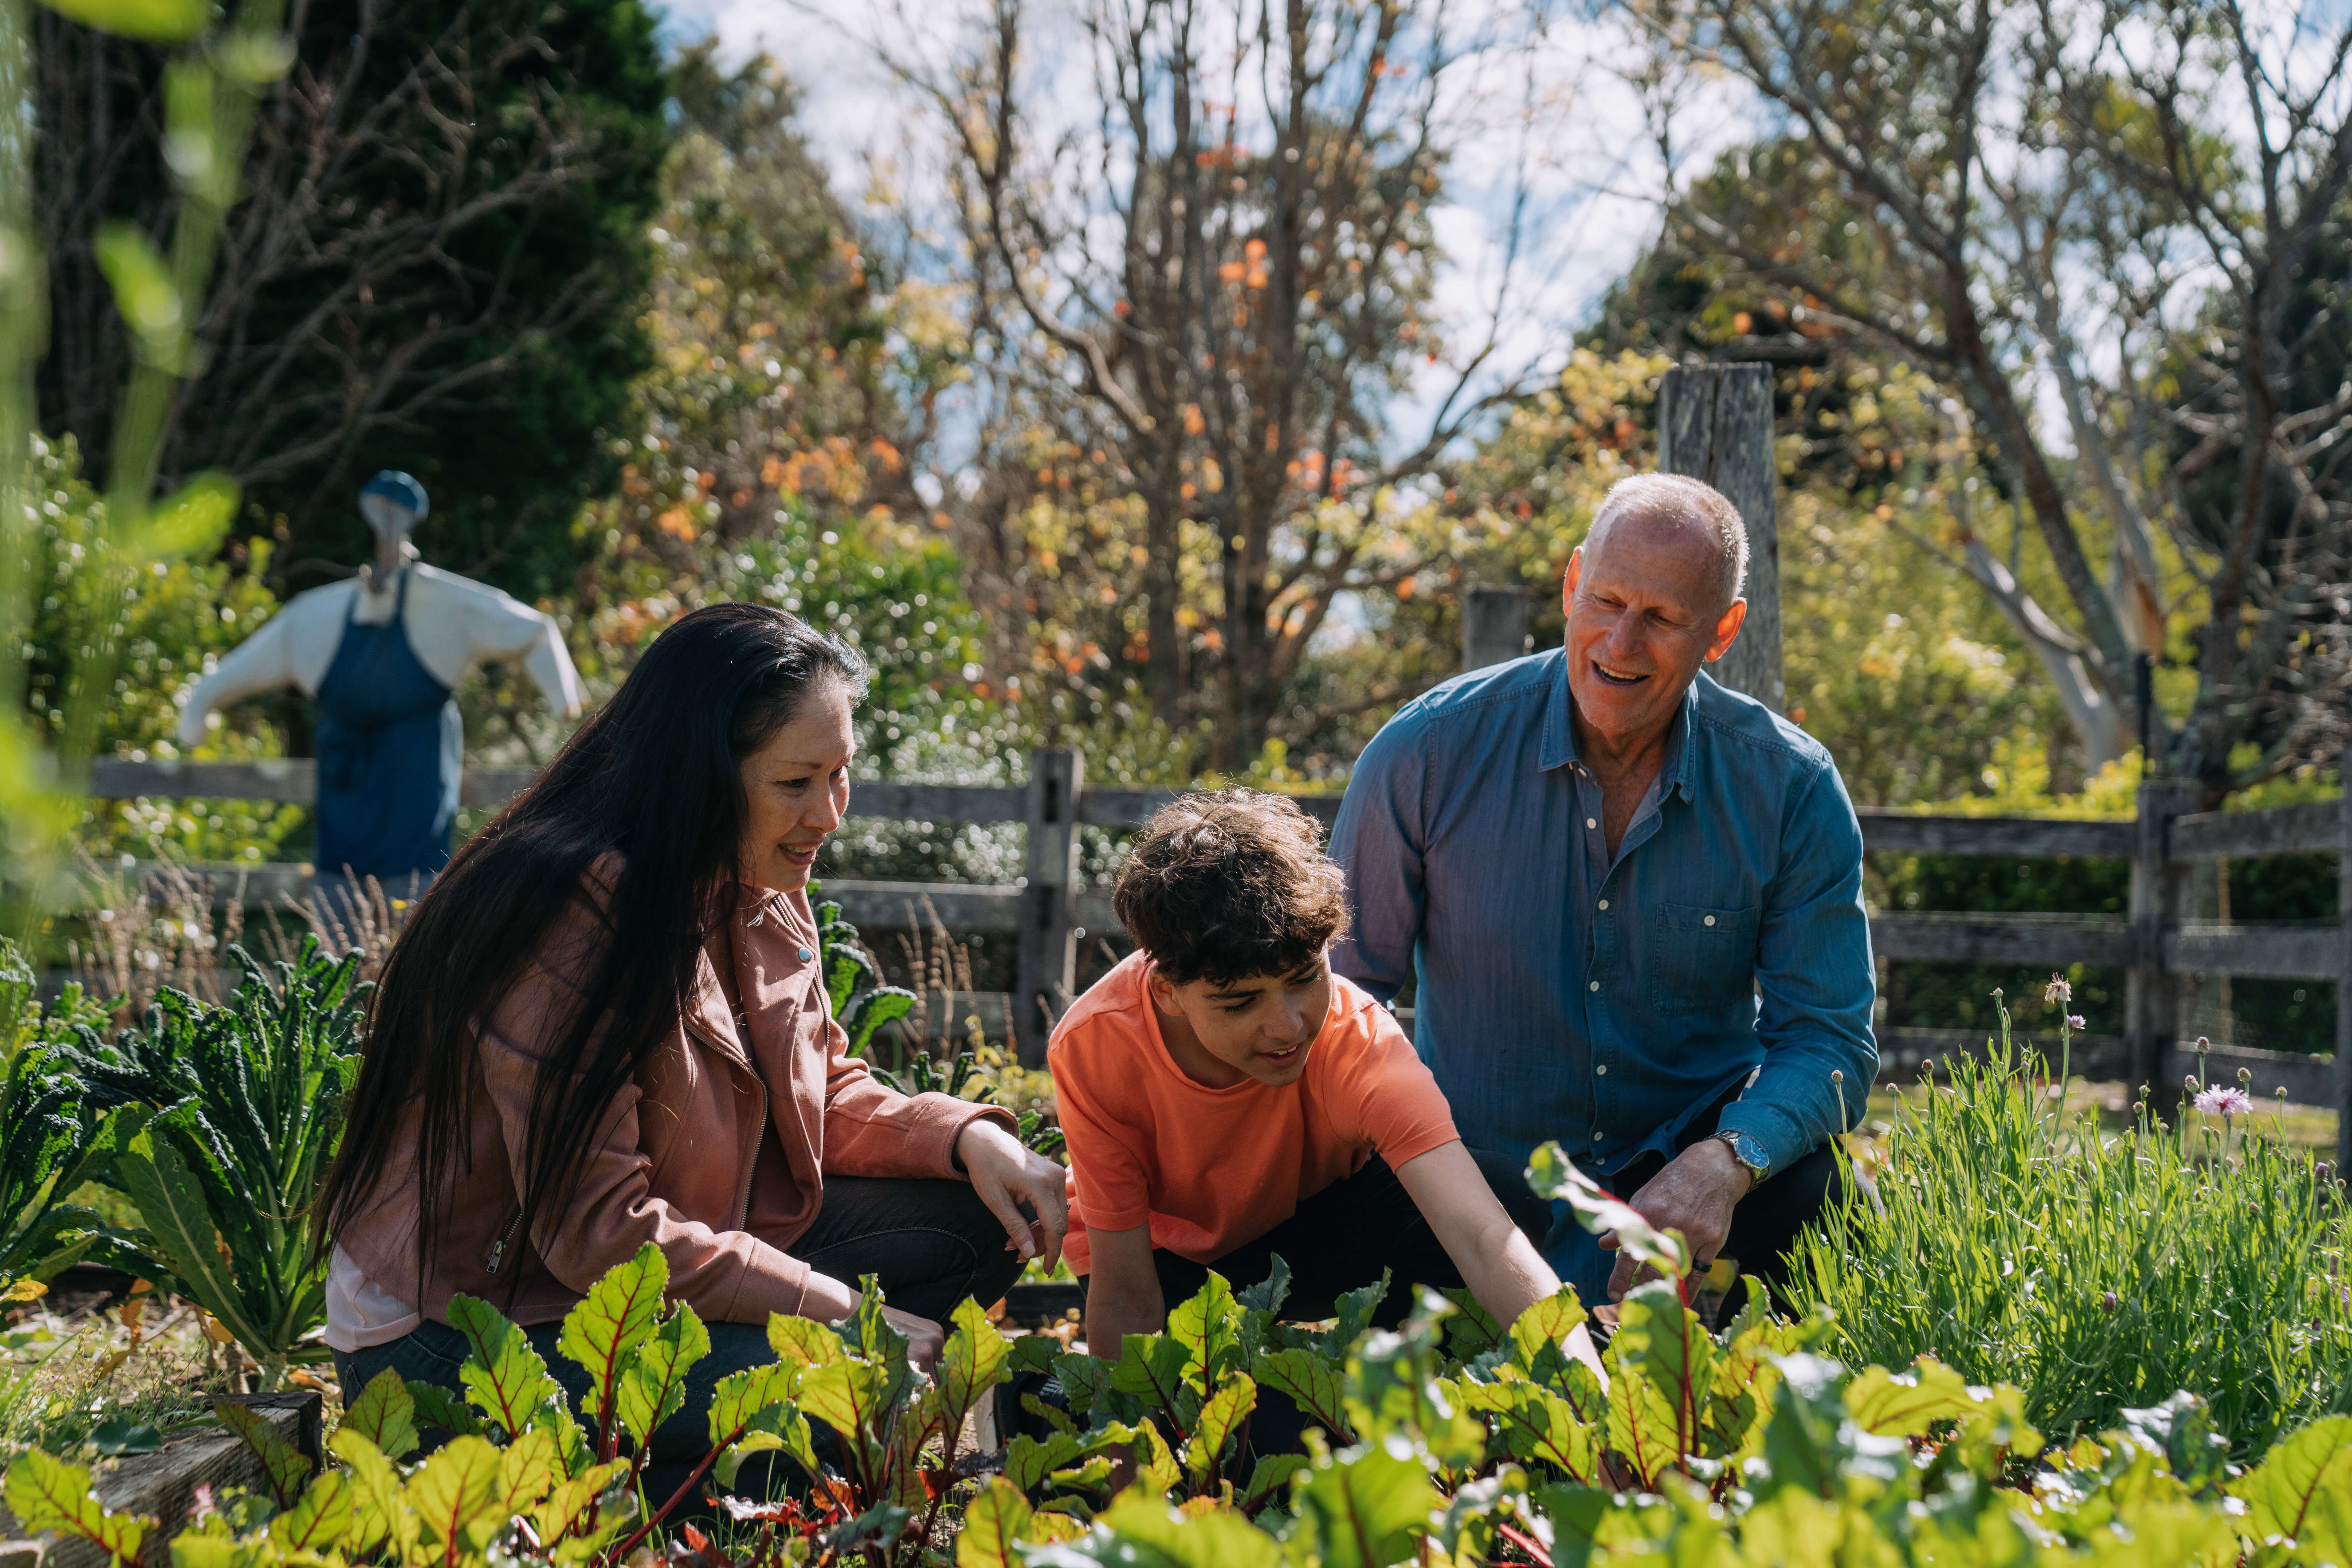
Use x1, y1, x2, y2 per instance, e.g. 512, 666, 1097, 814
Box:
680, 885, 790, 1064
1537, 653, 1702, 803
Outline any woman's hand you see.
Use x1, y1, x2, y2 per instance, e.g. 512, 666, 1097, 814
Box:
956, 1119, 1070, 1272
803, 1274, 947, 1373
882, 1305, 946, 1373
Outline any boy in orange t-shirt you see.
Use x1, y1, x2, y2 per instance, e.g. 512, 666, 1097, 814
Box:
1050, 789, 1561, 1354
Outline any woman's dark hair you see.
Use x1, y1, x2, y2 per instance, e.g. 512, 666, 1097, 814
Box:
1112, 789, 1349, 986
318, 602, 869, 1288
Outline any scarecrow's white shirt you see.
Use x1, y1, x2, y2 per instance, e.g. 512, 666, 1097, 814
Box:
176, 563, 583, 747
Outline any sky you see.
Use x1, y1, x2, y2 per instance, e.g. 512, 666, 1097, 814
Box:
657, 0, 1757, 458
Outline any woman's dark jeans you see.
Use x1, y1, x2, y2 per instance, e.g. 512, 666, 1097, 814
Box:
333, 1175, 1023, 1505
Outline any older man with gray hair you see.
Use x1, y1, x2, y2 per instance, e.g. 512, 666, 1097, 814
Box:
1329, 473, 1876, 1313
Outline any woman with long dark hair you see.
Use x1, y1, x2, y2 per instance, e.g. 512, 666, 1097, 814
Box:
318, 603, 1065, 1484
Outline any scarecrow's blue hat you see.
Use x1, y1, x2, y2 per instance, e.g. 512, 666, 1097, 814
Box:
360, 470, 429, 521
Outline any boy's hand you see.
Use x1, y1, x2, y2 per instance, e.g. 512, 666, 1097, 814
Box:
956, 1120, 1070, 1270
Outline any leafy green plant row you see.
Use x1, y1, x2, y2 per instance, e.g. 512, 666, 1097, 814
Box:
0, 937, 363, 1385
12, 1155, 2352, 1568
1795, 993, 2352, 1458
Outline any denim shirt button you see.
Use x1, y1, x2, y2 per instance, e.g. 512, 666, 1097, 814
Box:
1595, 1063, 1608, 1075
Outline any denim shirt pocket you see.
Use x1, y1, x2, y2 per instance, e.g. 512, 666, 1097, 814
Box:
1650, 903, 1761, 1015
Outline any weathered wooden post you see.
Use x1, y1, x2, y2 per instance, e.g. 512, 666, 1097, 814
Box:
2128, 774, 2198, 1102
2337, 745, 2351, 1174
1656, 363, 1781, 710
1462, 586, 1533, 670
1015, 746, 1082, 1064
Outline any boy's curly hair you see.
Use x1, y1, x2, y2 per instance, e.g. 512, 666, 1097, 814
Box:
1112, 789, 1349, 986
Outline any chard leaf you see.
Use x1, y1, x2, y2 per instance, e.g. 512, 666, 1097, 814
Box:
1293, 1445, 1436, 1568
1004, 1430, 1082, 1492
936, 1296, 1011, 1443
495, 1426, 567, 1518
1106, 1331, 1193, 1423
340, 1368, 421, 1460
1165, 1271, 1243, 1392
1457, 1376, 1596, 1481
329, 1427, 413, 1559
1239, 1452, 1309, 1514
1845, 1356, 1979, 1439
706, 1362, 800, 1446
213, 1402, 313, 1507
264, 1470, 352, 1552
405, 1435, 505, 1561
1089, 1495, 1286, 1567
2230, 1413, 2352, 1559
766, 1311, 845, 1371
1183, 1373, 1257, 1487
1254, 1346, 1353, 1443
953, 1478, 1032, 1568
1509, 1284, 1597, 1389
1438, 1286, 1506, 1357
555, 1243, 668, 1440
448, 1293, 562, 1439
1605, 1278, 1712, 1474
615, 1300, 709, 1451
2, 1449, 152, 1565
405, 1379, 482, 1439
1236, 1254, 1291, 1318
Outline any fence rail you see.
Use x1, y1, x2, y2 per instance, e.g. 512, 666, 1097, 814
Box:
82, 749, 2352, 1164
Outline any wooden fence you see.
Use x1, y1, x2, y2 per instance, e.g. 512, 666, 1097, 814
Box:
83, 746, 2352, 1166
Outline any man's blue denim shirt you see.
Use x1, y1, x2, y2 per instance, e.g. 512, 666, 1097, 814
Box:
1328, 651, 1877, 1282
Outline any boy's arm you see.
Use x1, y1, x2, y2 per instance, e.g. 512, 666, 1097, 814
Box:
1082, 1223, 1165, 1362
1394, 1139, 1560, 1328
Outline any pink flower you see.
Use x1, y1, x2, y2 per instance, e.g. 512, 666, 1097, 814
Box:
2066, 1014, 2087, 1031
2194, 1086, 2253, 1119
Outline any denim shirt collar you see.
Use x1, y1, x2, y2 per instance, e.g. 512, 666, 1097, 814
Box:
1537, 653, 1701, 802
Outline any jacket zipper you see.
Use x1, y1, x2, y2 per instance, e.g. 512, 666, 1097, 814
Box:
484, 1207, 525, 1274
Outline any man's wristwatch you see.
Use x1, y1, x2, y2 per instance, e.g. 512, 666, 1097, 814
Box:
1712, 1129, 1769, 1185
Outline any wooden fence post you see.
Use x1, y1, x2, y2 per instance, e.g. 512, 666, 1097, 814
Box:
1656, 362, 1781, 711
1462, 586, 1534, 671
2337, 745, 2351, 1174
2128, 775, 2198, 1103
1015, 746, 1082, 1065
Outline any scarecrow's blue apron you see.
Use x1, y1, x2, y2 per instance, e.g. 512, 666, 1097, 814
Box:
312, 568, 459, 889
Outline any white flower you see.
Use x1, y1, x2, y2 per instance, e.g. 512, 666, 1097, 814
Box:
2044, 972, 2072, 1005
2194, 1086, 2253, 1119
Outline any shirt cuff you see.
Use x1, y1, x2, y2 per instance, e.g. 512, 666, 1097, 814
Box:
1712, 1099, 1809, 1182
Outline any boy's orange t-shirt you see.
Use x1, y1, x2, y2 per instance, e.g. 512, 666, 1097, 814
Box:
1048, 950, 1461, 1275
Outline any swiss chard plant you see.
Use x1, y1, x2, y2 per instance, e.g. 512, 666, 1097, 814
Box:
61, 938, 364, 1388
11, 1136, 2352, 1567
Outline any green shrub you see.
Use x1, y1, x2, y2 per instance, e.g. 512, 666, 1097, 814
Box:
1792, 989, 2352, 1457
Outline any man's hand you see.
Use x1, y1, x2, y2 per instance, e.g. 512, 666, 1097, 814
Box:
1599, 1137, 1754, 1302
957, 1120, 1071, 1271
